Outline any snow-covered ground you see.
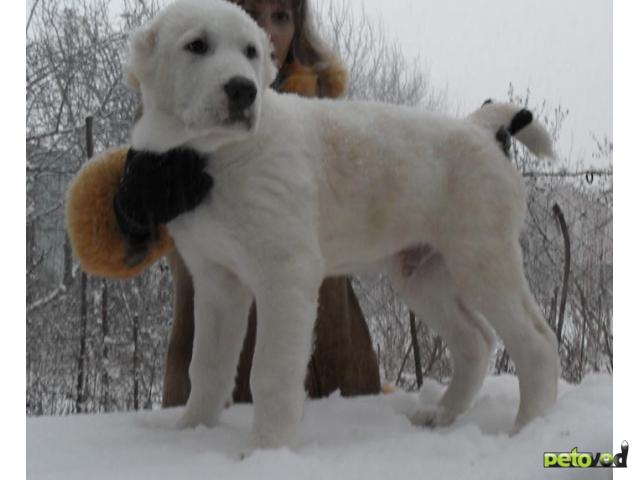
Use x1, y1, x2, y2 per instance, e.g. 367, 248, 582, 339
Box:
27, 374, 612, 480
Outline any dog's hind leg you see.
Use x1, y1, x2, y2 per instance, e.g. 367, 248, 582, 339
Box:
387, 250, 496, 427
177, 263, 253, 429
441, 240, 559, 432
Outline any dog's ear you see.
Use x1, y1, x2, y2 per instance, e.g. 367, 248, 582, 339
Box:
124, 20, 160, 90
260, 30, 278, 89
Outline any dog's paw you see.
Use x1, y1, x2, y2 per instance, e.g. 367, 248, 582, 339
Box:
249, 427, 295, 451
509, 419, 528, 437
176, 407, 218, 430
409, 405, 458, 428
238, 444, 261, 461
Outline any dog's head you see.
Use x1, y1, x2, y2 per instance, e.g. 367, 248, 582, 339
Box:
127, 0, 278, 151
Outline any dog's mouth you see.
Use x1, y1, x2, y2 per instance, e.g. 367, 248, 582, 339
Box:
223, 109, 254, 130
183, 107, 255, 137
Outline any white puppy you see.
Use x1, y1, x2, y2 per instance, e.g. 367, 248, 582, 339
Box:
128, 0, 559, 449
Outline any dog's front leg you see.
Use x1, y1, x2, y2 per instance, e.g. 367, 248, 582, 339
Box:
177, 263, 253, 429
249, 256, 324, 449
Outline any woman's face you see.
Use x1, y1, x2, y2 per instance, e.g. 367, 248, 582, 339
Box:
239, 1, 295, 69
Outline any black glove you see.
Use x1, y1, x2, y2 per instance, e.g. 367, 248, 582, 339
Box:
113, 147, 214, 266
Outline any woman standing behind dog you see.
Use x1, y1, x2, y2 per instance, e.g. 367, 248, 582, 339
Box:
66, 0, 381, 408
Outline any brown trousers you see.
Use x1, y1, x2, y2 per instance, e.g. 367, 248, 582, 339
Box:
162, 251, 380, 407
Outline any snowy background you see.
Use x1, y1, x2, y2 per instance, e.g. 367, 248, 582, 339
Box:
23, 0, 619, 478
28, 375, 613, 480
339, 0, 612, 166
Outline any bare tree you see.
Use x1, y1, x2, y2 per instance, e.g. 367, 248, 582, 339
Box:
507, 86, 613, 382
26, 0, 170, 416
316, 1, 446, 109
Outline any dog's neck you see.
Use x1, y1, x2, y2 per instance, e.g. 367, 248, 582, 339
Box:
131, 109, 193, 153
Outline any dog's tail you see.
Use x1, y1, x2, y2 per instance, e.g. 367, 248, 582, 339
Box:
468, 99, 556, 159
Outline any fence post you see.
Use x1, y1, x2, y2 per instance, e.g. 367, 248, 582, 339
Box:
409, 311, 423, 388
100, 279, 109, 411
132, 313, 140, 411
75, 116, 93, 414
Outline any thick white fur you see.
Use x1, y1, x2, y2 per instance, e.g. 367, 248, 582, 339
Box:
128, 0, 560, 449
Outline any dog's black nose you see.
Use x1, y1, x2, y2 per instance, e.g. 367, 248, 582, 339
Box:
224, 76, 257, 112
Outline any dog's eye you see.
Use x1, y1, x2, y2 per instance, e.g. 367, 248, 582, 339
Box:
245, 44, 258, 60
185, 38, 209, 55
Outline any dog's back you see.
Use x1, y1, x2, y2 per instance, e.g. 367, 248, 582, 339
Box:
262, 92, 529, 273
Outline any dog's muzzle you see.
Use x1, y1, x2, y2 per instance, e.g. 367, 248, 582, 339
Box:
224, 76, 257, 128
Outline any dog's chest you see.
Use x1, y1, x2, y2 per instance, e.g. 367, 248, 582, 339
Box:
167, 150, 318, 282
167, 196, 243, 277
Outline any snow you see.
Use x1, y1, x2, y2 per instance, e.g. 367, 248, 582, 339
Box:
27, 374, 612, 480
